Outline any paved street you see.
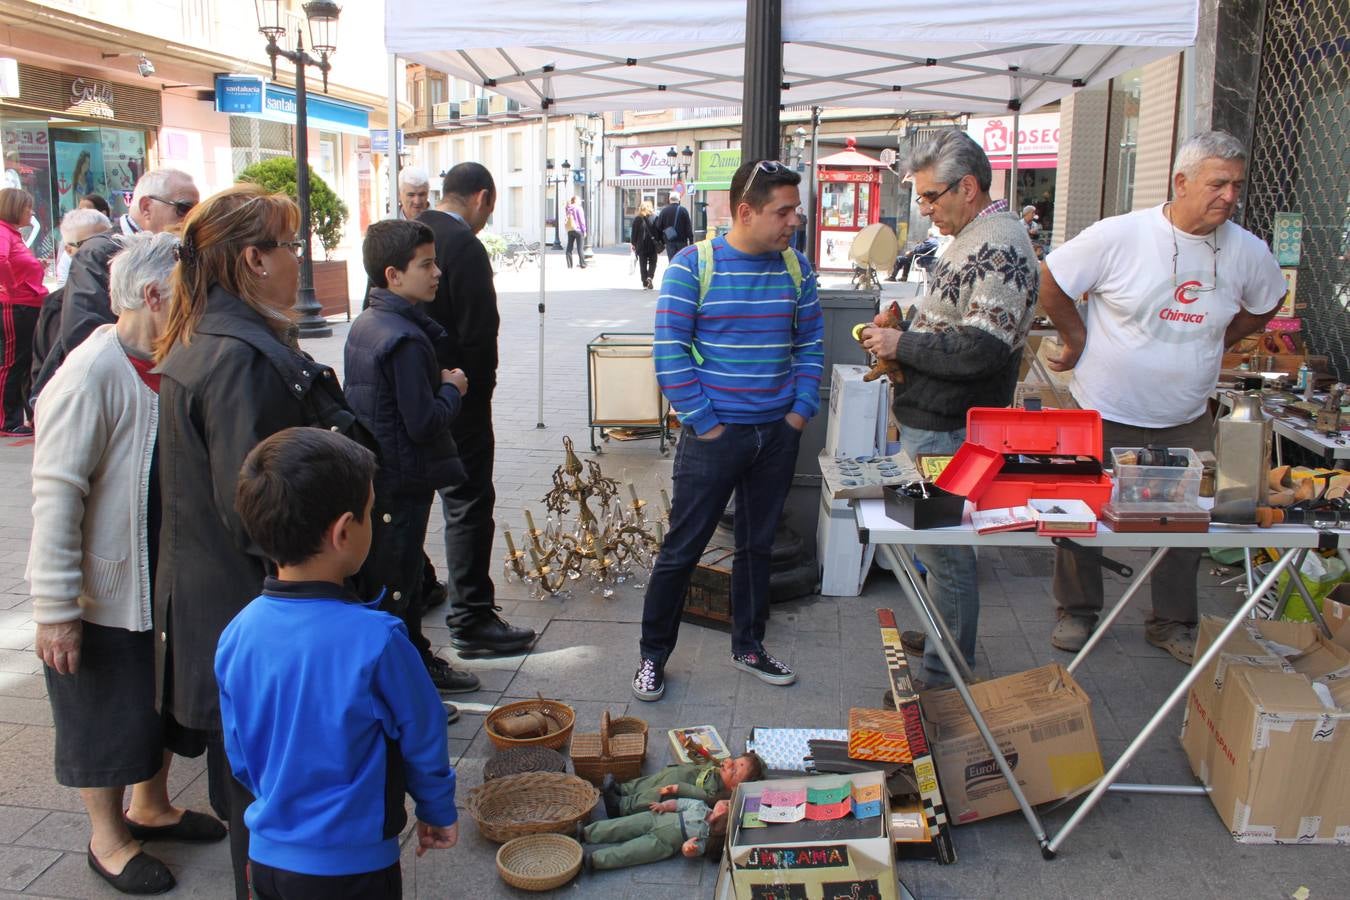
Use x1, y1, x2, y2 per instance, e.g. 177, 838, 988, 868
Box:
0, 246, 1345, 899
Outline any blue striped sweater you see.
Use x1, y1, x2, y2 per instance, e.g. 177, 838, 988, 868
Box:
655, 237, 825, 435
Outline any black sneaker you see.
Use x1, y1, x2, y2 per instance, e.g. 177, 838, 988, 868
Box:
731, 649, 796, 686
632, 658, 665, 702
448, 609, 536, 653
425, 656, 481, 694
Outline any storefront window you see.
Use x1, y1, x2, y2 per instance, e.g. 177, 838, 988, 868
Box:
1106, 68, 1144, 218
230, 116, 292, 173
1, 116, 54, 255
821, 182, 857, 228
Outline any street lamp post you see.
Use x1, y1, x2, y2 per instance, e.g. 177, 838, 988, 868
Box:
666, 144, 694, 233
255, 0, 340, 339
545, 158, 570, 250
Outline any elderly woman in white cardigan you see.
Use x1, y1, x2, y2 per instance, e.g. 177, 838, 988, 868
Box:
28, 231, 225, 896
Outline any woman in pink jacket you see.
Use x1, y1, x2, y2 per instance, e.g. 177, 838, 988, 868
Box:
0, 187, 47, 436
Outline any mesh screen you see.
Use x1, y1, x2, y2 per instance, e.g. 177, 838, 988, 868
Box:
1243, 0, 1349, 381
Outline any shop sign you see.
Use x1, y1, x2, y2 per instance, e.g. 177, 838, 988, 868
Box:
965, 112, 1060, 159
214, 75, 266, 115
369, 128, 404, 154
819, 170, 880, 183
66, 76, 115, 119
616, 145, 673, 176
697, 147, 742, 190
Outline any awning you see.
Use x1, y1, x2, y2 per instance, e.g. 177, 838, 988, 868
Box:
606, 175, 676, 188
992, 154, 1057, 170
385, 1, 1197, 115
214, 74, 371, 136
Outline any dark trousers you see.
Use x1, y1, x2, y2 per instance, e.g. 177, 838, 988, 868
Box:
665, 240, 689, 261
566, 231, 585, 267
250, 860, 401, 900
363, 491, 435, 662
441, 420, 497, 628
1052, 413, 1215, 631
641, 420, 801, 660
0, 303, 38, 430
638, 250, 658, 286
204, 731, 254, 900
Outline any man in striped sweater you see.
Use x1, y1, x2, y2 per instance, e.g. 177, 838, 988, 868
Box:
633, 160, 825, 702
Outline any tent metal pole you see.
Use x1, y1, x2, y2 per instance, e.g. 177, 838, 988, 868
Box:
807, 105, 821, 267
741, 0, 783, 161
537, 110, 548, 429
387, 54, 400, 219
1009, 107, 1020, 211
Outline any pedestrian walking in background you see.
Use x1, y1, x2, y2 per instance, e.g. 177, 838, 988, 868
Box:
630, 202, 662, 289
565, 195, 587, 269
0, 187, 47, 436
654, 192, 693, 261
29, 233, 226, 896
153, 184, 372, 900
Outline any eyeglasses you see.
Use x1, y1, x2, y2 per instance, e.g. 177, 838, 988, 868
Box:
256, 239, 306, 259
149, 196, 196, 218
916, 182, 959, 208
64, 235, 97, 252
1166, 203, 1219, 295
741, 160, 787, 200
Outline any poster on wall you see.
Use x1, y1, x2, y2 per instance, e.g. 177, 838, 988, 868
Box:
1272, 212, 1302, 266
100, 128, 146, 218
818, 228, 859, 271
52, 136, 106, 217
2, 121, 53, 250
1277, 267, 1298, 318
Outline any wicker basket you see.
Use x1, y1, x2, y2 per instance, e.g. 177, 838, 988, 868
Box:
609, 715, 649, 746
483, 746, 568, 782
571, 710, 647, 785
485, 696, 576, 752
496, 834, 583, 892
465, 772, 599, 843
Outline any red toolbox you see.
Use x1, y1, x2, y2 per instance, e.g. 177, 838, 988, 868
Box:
949, 408, 1114, 515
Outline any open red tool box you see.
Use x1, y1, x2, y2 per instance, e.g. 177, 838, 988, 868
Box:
935, 408, 1114, 515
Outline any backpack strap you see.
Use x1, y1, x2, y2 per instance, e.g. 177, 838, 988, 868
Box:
696, 239, 715, 305
781, 248, 803, 328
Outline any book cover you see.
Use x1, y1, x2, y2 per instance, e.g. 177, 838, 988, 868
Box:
668, 725, 730, 763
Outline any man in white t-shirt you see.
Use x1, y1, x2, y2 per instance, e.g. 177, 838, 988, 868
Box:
1039, 130, 1286, 663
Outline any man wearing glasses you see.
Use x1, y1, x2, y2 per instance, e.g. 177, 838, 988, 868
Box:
1038, 130, 1285, 663
859, 131, 1039, 690
633, 159, 824, 701
33, 169, 199, 397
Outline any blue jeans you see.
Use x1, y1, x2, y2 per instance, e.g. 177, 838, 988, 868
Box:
899, 424, 979, 682
640, 419, 802, 660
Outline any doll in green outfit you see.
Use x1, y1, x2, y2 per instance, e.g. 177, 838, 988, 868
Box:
583, 799, 730, 870
602, 752, 764, 817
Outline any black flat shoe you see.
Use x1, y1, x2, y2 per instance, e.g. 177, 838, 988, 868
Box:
87, 845, 176, 895
124, 809, 227, 843
448, 612, 536, 654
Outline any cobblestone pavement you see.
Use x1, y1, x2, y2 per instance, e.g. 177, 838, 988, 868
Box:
0, 247, 1345, 898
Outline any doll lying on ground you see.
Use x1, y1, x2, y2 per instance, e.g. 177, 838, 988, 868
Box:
582, 799, 730, 871
601, 752, 764, 816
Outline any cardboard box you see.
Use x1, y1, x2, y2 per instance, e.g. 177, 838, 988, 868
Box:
825, 364, 885, 459
1181, 616, 1350, 844
727, 771, 897, 900
1323, 584, 1350, 648
848, 708, 913, 764
920, 663, 1104, 824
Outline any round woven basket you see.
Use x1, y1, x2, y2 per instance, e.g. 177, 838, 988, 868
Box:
483, 746, 569, 782
466, 772, 599, 843
485, 697, 576, 752
496, 833, 583, 892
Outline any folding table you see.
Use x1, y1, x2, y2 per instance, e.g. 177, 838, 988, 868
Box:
854, 498, 1350, 857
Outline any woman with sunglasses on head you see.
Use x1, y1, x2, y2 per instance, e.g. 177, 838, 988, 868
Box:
0, 187, 47, 435
152, 184, 370, 900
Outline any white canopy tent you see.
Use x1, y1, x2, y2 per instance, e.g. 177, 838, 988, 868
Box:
383, 0, 1198, 423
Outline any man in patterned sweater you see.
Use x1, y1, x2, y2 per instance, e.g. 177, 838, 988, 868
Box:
861, 131, 1039, 688
633, 159, 825, 702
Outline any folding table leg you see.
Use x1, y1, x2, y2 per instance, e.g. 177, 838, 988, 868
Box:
1268, 548, 1307, 620
890, 545, 975, 683
1042, 547, 1302, 858
877, 544, 1049, 846
1066, 547, 1169, 676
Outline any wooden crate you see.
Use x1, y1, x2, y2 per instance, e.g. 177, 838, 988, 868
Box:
682, 546, 734, 630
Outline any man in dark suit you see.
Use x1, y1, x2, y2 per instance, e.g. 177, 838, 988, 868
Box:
654, 193, 693, 260
418, 163, 535, 654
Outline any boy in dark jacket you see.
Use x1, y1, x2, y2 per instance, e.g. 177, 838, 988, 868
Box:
218, 427, 458, 899
344, 219, 480, 707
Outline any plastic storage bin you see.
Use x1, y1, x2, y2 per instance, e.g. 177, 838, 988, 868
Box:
1109, 447, 1202, 505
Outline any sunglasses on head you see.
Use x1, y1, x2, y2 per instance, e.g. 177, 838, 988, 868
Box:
741, 160, 788, 200
149, 195, 196, 217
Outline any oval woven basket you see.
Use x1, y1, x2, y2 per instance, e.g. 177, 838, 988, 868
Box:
483, 746, 568, 782
484, 697, 576, 752
466, 772, 599, 844
496, 833, 583, 892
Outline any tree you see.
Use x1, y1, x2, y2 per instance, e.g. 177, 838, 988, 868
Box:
237, 158, 349, 258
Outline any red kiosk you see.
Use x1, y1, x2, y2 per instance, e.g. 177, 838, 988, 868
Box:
815, 137, 885, 271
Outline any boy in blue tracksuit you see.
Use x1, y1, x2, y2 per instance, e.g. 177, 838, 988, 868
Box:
217, 427, 458, 899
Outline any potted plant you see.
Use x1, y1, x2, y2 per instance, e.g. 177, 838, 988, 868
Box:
237, 158, 352, 317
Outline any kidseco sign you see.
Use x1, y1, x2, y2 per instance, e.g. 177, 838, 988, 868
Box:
964, 112, 1060, 169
